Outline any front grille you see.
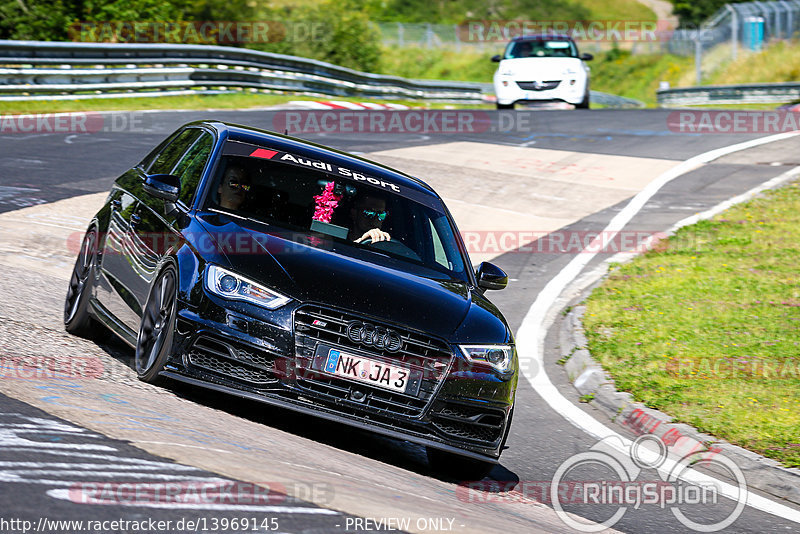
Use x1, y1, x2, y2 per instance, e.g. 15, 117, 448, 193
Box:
293, 305, 454, 418
517, 80, 561, 91
186, 336, 279, 386
430, 402, 506, 444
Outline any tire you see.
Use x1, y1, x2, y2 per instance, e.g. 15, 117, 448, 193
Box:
426, 447, 495, 481
135, 264, 178, 385
575, 91, 590, 109
64, 227, 100, 337
496, 102, 514, 110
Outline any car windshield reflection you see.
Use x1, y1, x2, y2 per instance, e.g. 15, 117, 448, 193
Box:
206, 151, 468, 281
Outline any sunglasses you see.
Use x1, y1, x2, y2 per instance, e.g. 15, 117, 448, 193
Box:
227, 180, 251, 192
360, 209, 388, 221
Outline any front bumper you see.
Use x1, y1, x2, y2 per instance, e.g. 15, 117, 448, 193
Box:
165, 299, 516, 461
494, 77, 587, 105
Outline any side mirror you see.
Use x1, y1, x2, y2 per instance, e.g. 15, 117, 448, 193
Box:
143, 174, 180, 203
580, 53, 594, 61
476, 262, 508, 290
491, 54, 502, 62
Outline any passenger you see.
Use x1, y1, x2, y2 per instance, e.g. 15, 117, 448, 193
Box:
349, 193, 391, 243
217, 166, 251, 211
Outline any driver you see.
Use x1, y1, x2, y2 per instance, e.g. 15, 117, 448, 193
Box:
349, 192, 391, 243
217, 166, 251, 211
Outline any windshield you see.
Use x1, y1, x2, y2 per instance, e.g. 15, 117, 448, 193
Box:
204, 143, 469, 281
505, 39, 578, 59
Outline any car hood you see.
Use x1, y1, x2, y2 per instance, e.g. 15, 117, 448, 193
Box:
196, 213, 475, 338
498, 57, 584, 80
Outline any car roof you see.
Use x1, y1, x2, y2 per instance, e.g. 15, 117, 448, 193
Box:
510, 34, 575, 42
193, 120, 439, 198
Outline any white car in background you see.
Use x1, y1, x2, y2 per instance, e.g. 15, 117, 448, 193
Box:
492, 34, 593, 109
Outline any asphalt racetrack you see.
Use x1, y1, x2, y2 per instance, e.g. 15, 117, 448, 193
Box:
1, 108, 799, 533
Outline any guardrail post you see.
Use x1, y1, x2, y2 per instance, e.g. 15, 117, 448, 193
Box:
780, 0, 794, 38
695, 32, 703, 84
727, 4, 739, 61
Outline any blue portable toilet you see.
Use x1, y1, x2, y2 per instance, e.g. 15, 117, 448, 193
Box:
743, 16, 765, 51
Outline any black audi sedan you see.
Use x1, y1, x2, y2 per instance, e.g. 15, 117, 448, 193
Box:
64, 121, 517, 475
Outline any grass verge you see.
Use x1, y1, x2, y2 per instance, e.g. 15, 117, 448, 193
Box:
583, 180, 800, 468
705, 40, 800, 86
0, 91, 491, 114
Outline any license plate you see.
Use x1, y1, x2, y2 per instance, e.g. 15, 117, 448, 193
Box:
313, 345, 419, 395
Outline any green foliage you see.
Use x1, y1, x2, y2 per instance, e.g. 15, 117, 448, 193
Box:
705, 40, 800, 86
669, 0, 751, 27
252, 0, 382, 72
80, 0, 195, 21
589, 49, 694, 106
0, 0, 251, 41
367, 0, 591, 24
377, 46, 496, 81
0, 0, 80, 40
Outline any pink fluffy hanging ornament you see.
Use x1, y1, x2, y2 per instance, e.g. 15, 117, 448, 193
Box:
312, 182, 342, 223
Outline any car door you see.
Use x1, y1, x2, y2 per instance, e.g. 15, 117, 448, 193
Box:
128, 128, 215, 315
98, 128, 205, 335
95, 179, 142, 332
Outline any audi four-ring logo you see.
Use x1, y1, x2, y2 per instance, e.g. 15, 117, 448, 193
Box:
346, 321, 403, 353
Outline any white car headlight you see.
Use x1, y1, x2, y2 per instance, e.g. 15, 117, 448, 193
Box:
459, 345, 515, 373
499, 68, 516, 76
205, 264, 290, 310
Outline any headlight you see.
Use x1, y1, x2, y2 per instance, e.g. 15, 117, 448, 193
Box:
459, 345, 515, 373
500, 68, 516, 76
205, 265, 290, 310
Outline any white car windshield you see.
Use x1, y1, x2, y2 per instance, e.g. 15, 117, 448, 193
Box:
505, 39, 578, 59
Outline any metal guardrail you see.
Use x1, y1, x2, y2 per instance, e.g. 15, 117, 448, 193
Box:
0, 40, 640, 108
657, 82, 800, 106
0, 40, 487, 102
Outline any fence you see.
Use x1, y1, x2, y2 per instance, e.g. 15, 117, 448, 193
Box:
667, 1, 800, 83
376, 22, 673, 55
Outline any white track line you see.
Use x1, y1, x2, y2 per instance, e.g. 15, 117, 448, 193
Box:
516, 131, 800, 522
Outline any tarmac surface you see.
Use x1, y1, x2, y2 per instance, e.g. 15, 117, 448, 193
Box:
1, 108, 799, 533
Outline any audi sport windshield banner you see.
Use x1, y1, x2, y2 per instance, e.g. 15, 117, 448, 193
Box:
222, 140, 442, 210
